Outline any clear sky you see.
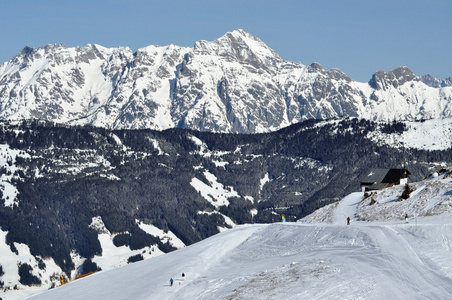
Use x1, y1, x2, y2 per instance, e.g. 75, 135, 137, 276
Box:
1, 0, 451, 82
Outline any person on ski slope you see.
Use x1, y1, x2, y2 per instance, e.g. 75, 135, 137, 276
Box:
170, 278, 174, 286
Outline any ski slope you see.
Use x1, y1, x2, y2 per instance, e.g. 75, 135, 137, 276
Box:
24, 188, 452, 300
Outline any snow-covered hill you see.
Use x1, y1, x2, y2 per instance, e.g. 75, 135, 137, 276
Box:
2, 118, 452, 299
302, 171, 452, 224
0, 30, 451, 133
366, 118, 452, 151
16, 172, 452, 300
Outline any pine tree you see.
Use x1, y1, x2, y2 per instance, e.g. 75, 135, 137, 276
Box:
399, 183, 412, 201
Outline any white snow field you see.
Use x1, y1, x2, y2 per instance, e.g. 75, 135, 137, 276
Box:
23, 173, 452, 300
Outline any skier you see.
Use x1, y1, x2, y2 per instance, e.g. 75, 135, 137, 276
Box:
405, 213, 409, 223
170, 278, 174, 286
347, 217, 350, 225
182, 273, 185, 280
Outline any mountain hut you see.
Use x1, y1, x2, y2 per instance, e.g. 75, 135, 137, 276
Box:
360, 168, 410, 192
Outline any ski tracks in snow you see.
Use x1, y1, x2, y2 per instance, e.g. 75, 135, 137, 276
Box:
329, 194, 452, 299
356, 225, 452, 298
333, 192, 363, 225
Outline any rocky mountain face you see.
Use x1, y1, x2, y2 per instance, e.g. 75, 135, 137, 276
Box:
1, 29, 451, 134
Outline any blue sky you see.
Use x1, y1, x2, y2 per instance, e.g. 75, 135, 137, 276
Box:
1, 0, 450, 82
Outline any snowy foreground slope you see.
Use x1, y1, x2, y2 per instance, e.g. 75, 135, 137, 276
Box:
23, 173, 452, 300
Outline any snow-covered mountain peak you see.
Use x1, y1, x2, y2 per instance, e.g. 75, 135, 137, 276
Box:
368, 66, 417, 90
194, 29, 281, 66
74, 44, 109, 62
308, 62, 323, 71
307, 62, 352, 82
421, 73, 452, 88
8, 43, 107, 73
222, 29, 280, 58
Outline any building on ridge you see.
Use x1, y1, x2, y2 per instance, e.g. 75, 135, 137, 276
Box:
360, 168, 410, 192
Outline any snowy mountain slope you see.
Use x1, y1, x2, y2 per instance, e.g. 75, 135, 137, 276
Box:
301, 171, 452, 223
1, 30, 451, 133
22, 174, 452, 299
0, 215, 187, 300
2, 117, 452, 299
366, 117, 452, 151
1, 118, 451, 299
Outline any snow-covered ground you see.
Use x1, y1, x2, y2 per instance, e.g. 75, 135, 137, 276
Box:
367, 118, 452, 151
21, 173, 452, 300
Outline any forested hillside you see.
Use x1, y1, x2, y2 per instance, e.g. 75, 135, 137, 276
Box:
0, 118, 449, 282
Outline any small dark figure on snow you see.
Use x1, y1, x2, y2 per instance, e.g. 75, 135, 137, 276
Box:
182, 273, 185, 279
347, 217, 350, 225
170, 278, 174, 286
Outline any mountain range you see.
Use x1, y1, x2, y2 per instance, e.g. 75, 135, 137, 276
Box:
1, 29, 451, 133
